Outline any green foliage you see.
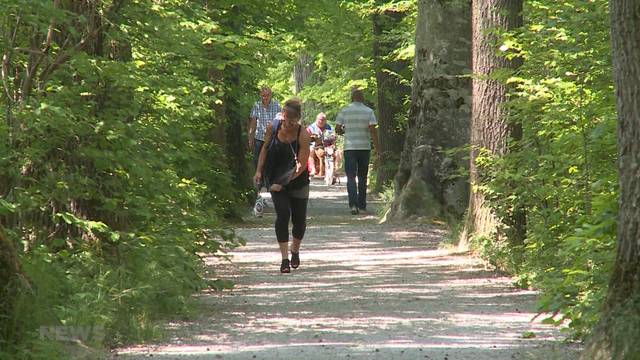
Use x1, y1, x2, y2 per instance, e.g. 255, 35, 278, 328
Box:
261, 0, 377, 112
0, 1, 421, 357
1, 1, 244, 357
0, 1, 419, 355
474, 0, 617, 339
244, 1, 415, 197
469, 232, 523, 275
257, 1, 416, 122
376, 183, 395, 218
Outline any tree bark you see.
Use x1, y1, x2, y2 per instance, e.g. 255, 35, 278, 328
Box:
386, 0, 471, 222
581, 1, 640, 359
373, 8, 411, 192
460, 0, 522, 247
293, 53, 313, 95
292, 53, 319, 125
220, 5, 251, 191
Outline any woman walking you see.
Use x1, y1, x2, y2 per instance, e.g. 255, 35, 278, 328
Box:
254, 99, 311, 273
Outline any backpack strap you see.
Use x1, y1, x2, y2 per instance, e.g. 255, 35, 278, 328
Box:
295, 124, 302, 154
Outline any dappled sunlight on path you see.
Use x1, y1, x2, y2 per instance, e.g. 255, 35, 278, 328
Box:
116, 178, 578, 360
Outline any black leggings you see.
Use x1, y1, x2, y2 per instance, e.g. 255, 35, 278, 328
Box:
270, 190, 308, 243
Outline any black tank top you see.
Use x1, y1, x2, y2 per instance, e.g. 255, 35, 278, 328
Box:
267, 122, 310, 190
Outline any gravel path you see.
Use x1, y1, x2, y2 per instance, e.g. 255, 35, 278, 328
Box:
116, 179, 579, 359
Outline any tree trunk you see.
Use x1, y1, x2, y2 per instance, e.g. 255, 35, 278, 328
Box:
292, 53, 319, 125
208, 69, 228, 147
460, 0, 522, 247
221, 5, 251, 192
223, 69, 253, 200
581, 2, 640, 359
385, 0, 471, 222
373, 8, 411, 193
293, 53, 313, 95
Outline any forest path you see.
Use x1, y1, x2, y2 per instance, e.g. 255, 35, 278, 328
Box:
116, 179, 578, 360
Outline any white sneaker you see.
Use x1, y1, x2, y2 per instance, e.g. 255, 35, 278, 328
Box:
253, 196, 265, 217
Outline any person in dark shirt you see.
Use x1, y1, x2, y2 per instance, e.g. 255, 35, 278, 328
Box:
254, 98, 311, 273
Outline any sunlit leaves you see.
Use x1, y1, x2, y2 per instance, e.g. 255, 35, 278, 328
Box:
1, 0, 245, 355
480, 0, 616, 339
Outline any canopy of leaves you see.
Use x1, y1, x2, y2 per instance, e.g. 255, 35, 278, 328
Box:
0, 0, 416, 357
0, 0, 621, 356
474, 0, 616, 339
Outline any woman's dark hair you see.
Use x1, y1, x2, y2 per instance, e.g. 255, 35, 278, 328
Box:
283, 98, 302, 120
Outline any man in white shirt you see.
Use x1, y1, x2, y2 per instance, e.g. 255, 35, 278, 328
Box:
335, 89, 379, 215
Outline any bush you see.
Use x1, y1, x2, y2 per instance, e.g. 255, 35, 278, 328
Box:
0, 1, 243, 358
474, 0, 616, 339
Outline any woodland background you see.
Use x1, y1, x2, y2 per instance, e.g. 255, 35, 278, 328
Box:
0, 0, 637, 359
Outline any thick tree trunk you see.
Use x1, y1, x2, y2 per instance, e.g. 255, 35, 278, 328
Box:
373, 8, 411, 192
460, 0, 522, 247
385, 0, 471, 221
581, 2, 640, 359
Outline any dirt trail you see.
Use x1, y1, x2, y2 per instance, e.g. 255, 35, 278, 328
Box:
116, 179, 579, 359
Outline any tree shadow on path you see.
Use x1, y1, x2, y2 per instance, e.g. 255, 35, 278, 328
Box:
116, 180, 580, 360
